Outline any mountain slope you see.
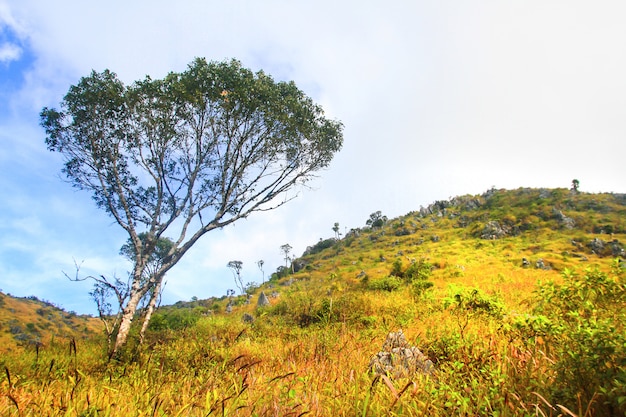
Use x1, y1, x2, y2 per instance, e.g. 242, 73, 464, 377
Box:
155, 187, 625, 321
1, 187, 624, 416
0, 292, 101, 353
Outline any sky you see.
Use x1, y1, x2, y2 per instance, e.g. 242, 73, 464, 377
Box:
1, 1, 625, 315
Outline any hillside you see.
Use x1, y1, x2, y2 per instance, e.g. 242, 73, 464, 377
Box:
157, 187, 625, 318
1, 187, 625, 416
0, 292, 101, 354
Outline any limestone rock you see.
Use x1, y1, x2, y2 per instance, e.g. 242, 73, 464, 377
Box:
369, 330, 435, 378
553, 208, 576, 229
481, 221, 509, 240
257, 291, 270, 307
611, 240, 625, 257
588, 238, 606, 254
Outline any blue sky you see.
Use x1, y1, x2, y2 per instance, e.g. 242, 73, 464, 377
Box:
1, 1, 626, 315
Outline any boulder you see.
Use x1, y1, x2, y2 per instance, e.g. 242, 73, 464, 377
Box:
369, 330, 434, 378
588, 238, 606, 254
535, 258, 550, 270
480, 221, 509, 240
611, 240, 625, 257
257, 291, 271, 307
552, 208, 576, 229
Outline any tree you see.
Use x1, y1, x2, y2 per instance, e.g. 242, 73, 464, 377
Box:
257, 260, 265, 284
332, 222, 341, 239
119, 233, 174, 344
280, 243, 293, 269
227, 260, 245, 295
366, 211, 387, 229
571, 179, 580, 193
41, 58, 343, 355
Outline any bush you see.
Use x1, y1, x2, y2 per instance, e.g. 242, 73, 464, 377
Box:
270, 265, 291, 281
302, 238, 338, 256
268, 292, 373, 328
390, 258, 433, 282
411, 279, 434, 298
149, 308, 200, 331
532, 262, 626, 416
443, 286, 505, 339
367, 276, 402, 292
404, 259, 433, 282
390, 258, 403, 277
443, 286, 504, 319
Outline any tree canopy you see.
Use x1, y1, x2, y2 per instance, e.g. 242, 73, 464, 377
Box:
41, 58, 343, 354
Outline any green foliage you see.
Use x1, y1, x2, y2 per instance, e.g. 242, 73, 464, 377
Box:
404, 259, 433, 282
532, 263, 626, 415
366, 276, 402, 292
390, 258, 403, 277
148, 308, 200, 331
366, 211, 387, 229
443, 286, 504, 339
389, 258, 434, 298
303, 238, 338, 256
390, 258, 433, 282
270, 265, 291, 281
411, 279, 434, 299
41, 57, 343, 352
268, 292, 373, 327
444, 286, 504, 319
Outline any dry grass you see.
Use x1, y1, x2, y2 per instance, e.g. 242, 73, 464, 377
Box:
2, 188, 624, 415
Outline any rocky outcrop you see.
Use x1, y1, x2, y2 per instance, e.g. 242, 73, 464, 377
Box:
369, 330, 434, 378
418, 196, 483, 218
480, 221, 510, 240
611, 240, 625, 257
588, 238, 606, 255
553, 208, 576, 229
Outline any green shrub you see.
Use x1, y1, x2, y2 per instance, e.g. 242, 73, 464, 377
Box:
443, 286, 504, 319
411, 279, 434, 298
303, 238, 338, 256
532, 262, 626, 416
390, 258, 403, 277
443, 286, 505, 339
268, 292, 372, 327
149, 308, 200, 331
366, 276, 402, 292
404, 259, 433, 282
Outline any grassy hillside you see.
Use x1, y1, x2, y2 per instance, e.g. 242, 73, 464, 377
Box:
0, 292, 101, 354
1, 187, 625, 416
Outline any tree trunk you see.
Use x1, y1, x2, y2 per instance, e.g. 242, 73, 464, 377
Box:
112, 268, 147, 355
139, 278, 162, 344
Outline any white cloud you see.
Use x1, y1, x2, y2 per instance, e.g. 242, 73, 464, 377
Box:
0, 0, 24, 62
0, 42, 20, 62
